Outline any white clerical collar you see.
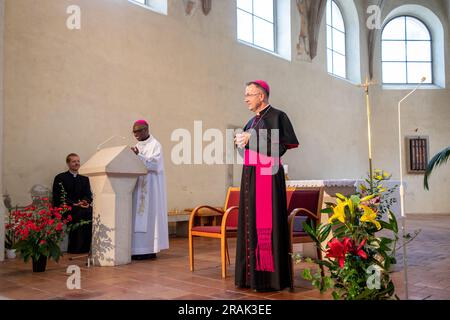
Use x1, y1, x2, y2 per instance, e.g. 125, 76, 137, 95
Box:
69, 170, 78, 177
256, 104, 271, 116
138, 134, 153, 145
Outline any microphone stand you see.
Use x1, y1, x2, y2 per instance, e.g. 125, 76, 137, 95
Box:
397, 77, 426, 300
96, 135, 126, 150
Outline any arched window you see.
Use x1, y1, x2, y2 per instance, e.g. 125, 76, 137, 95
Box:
326, 0, 346, 78
382, 16, 432, 84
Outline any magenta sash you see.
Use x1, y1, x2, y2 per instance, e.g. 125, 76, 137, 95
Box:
244, 149, 279, 272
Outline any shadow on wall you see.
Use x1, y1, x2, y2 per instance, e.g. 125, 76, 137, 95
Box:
91, 214, 114, 265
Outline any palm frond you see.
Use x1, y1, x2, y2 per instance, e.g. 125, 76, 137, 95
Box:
424, 146, 450, 190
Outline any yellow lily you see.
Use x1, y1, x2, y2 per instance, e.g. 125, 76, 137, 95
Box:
360, 205, 381, 230
329, 200, 347, 224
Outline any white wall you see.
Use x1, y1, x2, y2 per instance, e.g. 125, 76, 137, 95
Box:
2, 0, 449, 214
370, 0, 450, 214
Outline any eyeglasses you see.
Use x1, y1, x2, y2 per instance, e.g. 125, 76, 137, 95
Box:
244, 93, 261, 97
133, 128, 146, 134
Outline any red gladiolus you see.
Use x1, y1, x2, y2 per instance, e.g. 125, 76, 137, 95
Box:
39, 240, 46, 245
54, 212, 62, 220
67, 215, 72, 222
55, 222, 63, 231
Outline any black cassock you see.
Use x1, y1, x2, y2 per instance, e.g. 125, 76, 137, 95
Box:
235, 105, 299, 291
52, 171, 93, 254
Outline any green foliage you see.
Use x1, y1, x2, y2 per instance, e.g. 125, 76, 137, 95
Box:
424, 146, 450, 190
298, 170, 413, 300
6, 186, 90, 264
5, 208, 17, 250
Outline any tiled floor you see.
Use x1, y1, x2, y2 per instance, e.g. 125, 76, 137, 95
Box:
1, 214, 449, 300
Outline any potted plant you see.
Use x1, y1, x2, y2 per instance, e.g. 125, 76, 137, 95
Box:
5, 196, 88, 272
424, 146, 450, 190
298, 170, 419, 300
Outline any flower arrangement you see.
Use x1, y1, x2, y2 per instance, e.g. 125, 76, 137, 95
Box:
5, 198, 73, 264
5, 184, 90, 270
298, 170, 418, 300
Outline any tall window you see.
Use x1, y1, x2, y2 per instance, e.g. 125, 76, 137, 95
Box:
382, 16, 432, 84
237, 0, 275, 52
128, 0, 167, 15
326, 0, 346, 78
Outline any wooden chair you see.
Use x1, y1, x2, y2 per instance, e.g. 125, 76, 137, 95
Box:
188, 187, 240, 278
287, 186, 325, 289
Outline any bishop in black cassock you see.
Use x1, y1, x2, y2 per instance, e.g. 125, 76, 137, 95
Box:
235, 80, 299, 292
52, 154, 93, 254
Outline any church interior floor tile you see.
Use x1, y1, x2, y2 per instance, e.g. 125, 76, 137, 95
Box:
1, 214, 450, 300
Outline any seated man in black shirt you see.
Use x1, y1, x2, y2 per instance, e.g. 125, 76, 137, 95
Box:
52, 153, 93, 254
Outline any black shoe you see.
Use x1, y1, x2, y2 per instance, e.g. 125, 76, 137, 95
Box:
235, 285, 250, 290
131, 253, 157, 260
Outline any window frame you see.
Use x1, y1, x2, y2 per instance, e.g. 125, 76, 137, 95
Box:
236, 0, 277, 54
381, 15, 433, 85
326, 0, 347, 79
128, 0, 168, 15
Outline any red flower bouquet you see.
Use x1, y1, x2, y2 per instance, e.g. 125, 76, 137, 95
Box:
6, 198, 75, 269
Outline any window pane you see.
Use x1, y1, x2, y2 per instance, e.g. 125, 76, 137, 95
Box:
382, 40, 406, 61
407, 62, 432, 83
407, 41, 431, 61
382, 62, 406, 83
327, 49, 333, 73
237, 0, 252, 12
333, 52, 346, 78
326, 0, 332, 26
237, 10, 253, 43
331, 1, 345, 32
326, 26, 332, 49
133, 0, 146, 4
253, 0, 273, 22
332, 29, 345, 55
406, 17, 430, 40
253, 17, 274, 51
382, 17, 406, 40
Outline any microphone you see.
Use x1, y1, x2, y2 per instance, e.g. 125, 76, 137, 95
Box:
96, 135, 126, 150
399, 76, 426, 105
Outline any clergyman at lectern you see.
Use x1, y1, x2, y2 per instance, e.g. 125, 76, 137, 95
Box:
130, 119, 169, 260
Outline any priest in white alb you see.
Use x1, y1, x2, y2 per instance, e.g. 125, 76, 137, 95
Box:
130, 119, 169, 260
